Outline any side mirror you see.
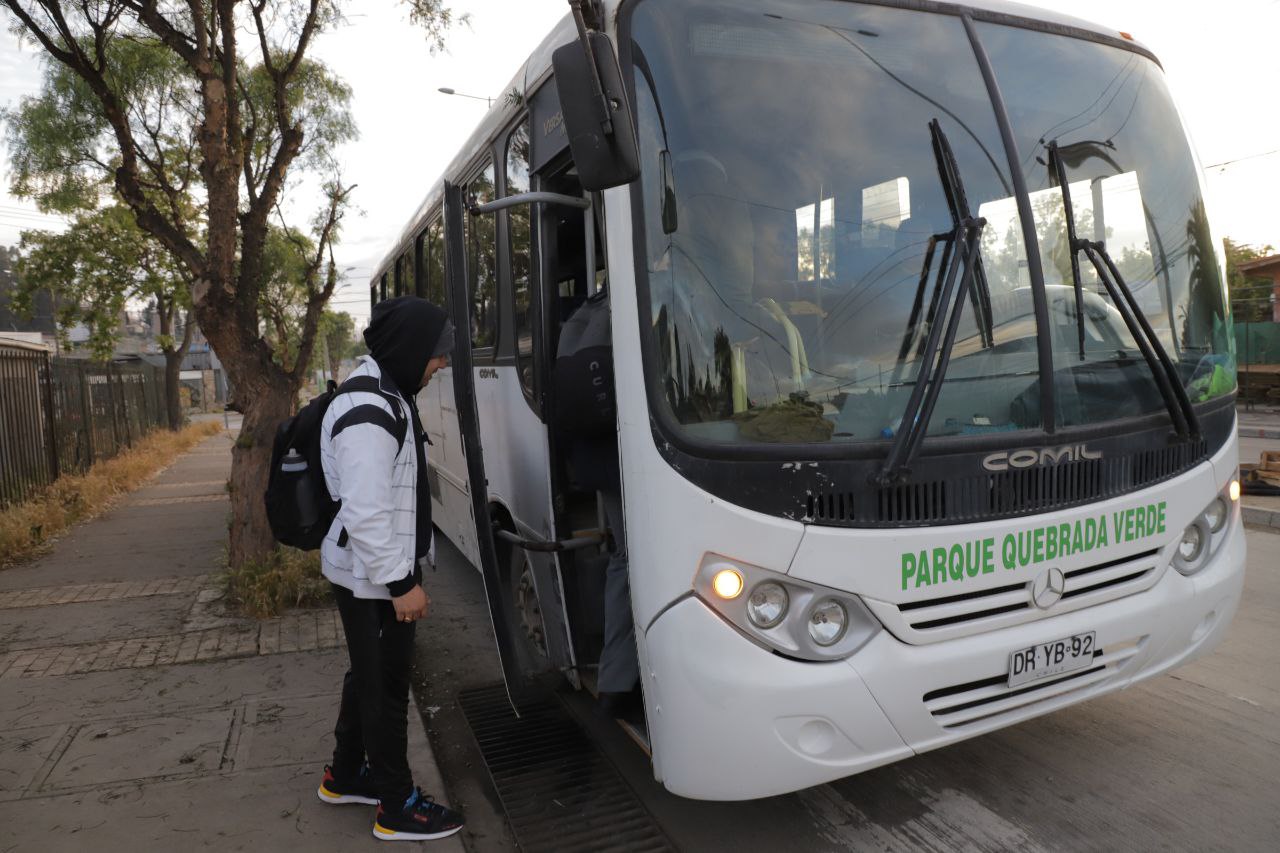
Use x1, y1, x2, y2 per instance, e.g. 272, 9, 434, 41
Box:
552, 31, 640, 192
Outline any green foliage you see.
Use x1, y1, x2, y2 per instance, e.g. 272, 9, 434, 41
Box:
15, 205, 190, 359
404, 0, 471, 52
318, 309, 356, 377
2, 37, 195, 215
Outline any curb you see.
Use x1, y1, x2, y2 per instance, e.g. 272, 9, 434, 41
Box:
1242, 504, 1280, 532
1239, 427, 1280, 440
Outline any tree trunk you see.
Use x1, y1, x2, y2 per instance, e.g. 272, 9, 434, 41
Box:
227, 370, 295, 568
163, 352, 184, 430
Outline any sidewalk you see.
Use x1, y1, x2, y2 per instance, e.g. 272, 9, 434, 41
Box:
0, 431, 461, 852
1237, 405, 1280, 439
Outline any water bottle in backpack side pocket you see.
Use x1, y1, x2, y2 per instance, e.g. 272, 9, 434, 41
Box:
280, 449, 320, 532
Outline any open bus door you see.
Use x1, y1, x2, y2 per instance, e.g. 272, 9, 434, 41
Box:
443, 181, 534, 710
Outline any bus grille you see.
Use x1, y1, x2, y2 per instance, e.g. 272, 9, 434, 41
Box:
924, 636, 1146, 730
883, 547, 1161, 644
806, 440, 1205, 526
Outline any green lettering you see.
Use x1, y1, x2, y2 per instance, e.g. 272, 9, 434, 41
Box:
1098, 514, 1108, 547
1018, 532, 1033, 568
1033, 528, 1045, 564
915, 551, 930, 587
949, 545, 964, 581
901, 553, 916, 591
1157, 501, 1166, 534
1046, 524, 1058, 561
1125, 508, 1136, 542
932, 548, 947, 585
983, 538, 995, 573
1002, 535, 1017, 570
964, 541, 981, 578
1134, 507, 1147, 539
1084, 517, 1097, 550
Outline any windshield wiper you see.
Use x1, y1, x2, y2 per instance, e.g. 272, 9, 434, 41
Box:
1045, 140, 1201, 441
878, 120, 988, 486
1047, 142, 1089, 362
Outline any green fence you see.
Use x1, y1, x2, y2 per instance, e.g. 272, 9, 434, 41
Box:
1235, 322, 1280, 366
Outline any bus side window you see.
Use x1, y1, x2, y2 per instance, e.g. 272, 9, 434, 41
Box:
414, 232, 426, 298
397, 251, 412, 297
507, 120, 534, 395
426, 218, 445, 305
465, 161, 498, 351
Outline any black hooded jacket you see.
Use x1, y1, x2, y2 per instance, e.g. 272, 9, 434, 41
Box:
363, 296, 450, 564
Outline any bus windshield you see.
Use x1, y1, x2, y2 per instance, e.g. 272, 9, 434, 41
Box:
627, 0, 1234, 447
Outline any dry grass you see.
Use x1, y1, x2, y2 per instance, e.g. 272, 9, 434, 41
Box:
0, 421, 224, 569
224, 546, 332, 619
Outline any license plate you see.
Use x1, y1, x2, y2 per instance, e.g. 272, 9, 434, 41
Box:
1007, 631, 1096, 688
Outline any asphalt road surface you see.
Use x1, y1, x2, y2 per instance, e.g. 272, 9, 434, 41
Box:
413, 529, 1279, 853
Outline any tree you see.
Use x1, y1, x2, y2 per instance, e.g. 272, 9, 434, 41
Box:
14, 205, 194, 429
316, 309, 355, 380
1, 1, 457, 568
1224, 237, 1275, 323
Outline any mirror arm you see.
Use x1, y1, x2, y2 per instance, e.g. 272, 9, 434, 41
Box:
470, 191, 591, 214
567, 0, 614, 135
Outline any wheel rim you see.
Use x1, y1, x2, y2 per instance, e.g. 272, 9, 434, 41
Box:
515, 562, 546, 656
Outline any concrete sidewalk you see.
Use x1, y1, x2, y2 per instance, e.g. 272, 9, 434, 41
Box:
0, 431, 462, 852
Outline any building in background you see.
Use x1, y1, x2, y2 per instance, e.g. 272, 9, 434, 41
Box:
1237, 254, 1280, 323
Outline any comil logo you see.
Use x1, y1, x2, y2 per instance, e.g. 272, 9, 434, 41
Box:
982, 444, 1101, 473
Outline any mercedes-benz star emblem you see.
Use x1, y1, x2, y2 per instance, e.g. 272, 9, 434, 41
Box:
1029, 567, 1066, 609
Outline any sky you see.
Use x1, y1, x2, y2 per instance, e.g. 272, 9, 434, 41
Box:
1, 0, 1277, 332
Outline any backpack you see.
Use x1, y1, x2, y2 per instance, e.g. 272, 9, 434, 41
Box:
554, 290, 616, 436
264, 375, 408, 551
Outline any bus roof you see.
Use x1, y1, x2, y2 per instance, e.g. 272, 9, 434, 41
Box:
371, 0, 1153, 286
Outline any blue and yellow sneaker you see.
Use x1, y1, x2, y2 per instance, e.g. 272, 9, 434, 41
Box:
317, 763, 379, 805
372, 788, 465, 842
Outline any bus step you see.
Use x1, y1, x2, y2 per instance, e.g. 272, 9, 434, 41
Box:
459, 683, 673, 853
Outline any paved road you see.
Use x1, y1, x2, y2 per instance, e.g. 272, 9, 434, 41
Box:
416, 528, 1279, 852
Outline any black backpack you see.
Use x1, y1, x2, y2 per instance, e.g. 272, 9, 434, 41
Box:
554, 290, 616, 436
264, 375, 408, 551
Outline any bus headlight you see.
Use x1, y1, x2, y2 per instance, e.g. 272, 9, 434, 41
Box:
807, 600, 847, 646
1177, 523, 1205, 564
1175, 481, 1236, 576
694, 554, 880, 661
1203, 497, 1228, 534
712, 567, 744, 599
746, 582, 788, 628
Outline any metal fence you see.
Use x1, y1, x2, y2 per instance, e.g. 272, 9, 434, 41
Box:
0, 341, 167, 507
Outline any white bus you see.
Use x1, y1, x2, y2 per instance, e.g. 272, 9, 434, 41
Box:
371, 0, 1246, 800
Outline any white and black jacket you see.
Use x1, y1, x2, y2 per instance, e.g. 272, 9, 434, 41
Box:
319, 356, 431, 600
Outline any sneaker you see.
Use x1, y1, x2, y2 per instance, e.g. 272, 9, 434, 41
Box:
372, 788, 465, 842
317, 764, 379, 806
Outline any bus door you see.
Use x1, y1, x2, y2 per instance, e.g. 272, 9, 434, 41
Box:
444, 180, 534, 707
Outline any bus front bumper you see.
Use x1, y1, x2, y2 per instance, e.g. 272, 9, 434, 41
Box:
641, 520, 1245, 801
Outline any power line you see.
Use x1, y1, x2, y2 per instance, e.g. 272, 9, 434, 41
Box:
1204, 148, 1280, 170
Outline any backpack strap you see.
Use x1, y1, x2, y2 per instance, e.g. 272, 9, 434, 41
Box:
330, 374, 409, 449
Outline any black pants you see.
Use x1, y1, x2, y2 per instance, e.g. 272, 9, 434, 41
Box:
331, 583, 416, 807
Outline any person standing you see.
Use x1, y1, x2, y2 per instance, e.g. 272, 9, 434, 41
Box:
314, 295, 465, 843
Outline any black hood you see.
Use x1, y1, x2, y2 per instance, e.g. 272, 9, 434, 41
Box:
363, 296, 450, 396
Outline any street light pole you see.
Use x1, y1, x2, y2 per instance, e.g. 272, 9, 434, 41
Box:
438, 87, 492, 107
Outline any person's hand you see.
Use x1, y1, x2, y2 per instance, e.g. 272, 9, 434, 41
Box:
392, 584, 429, 622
